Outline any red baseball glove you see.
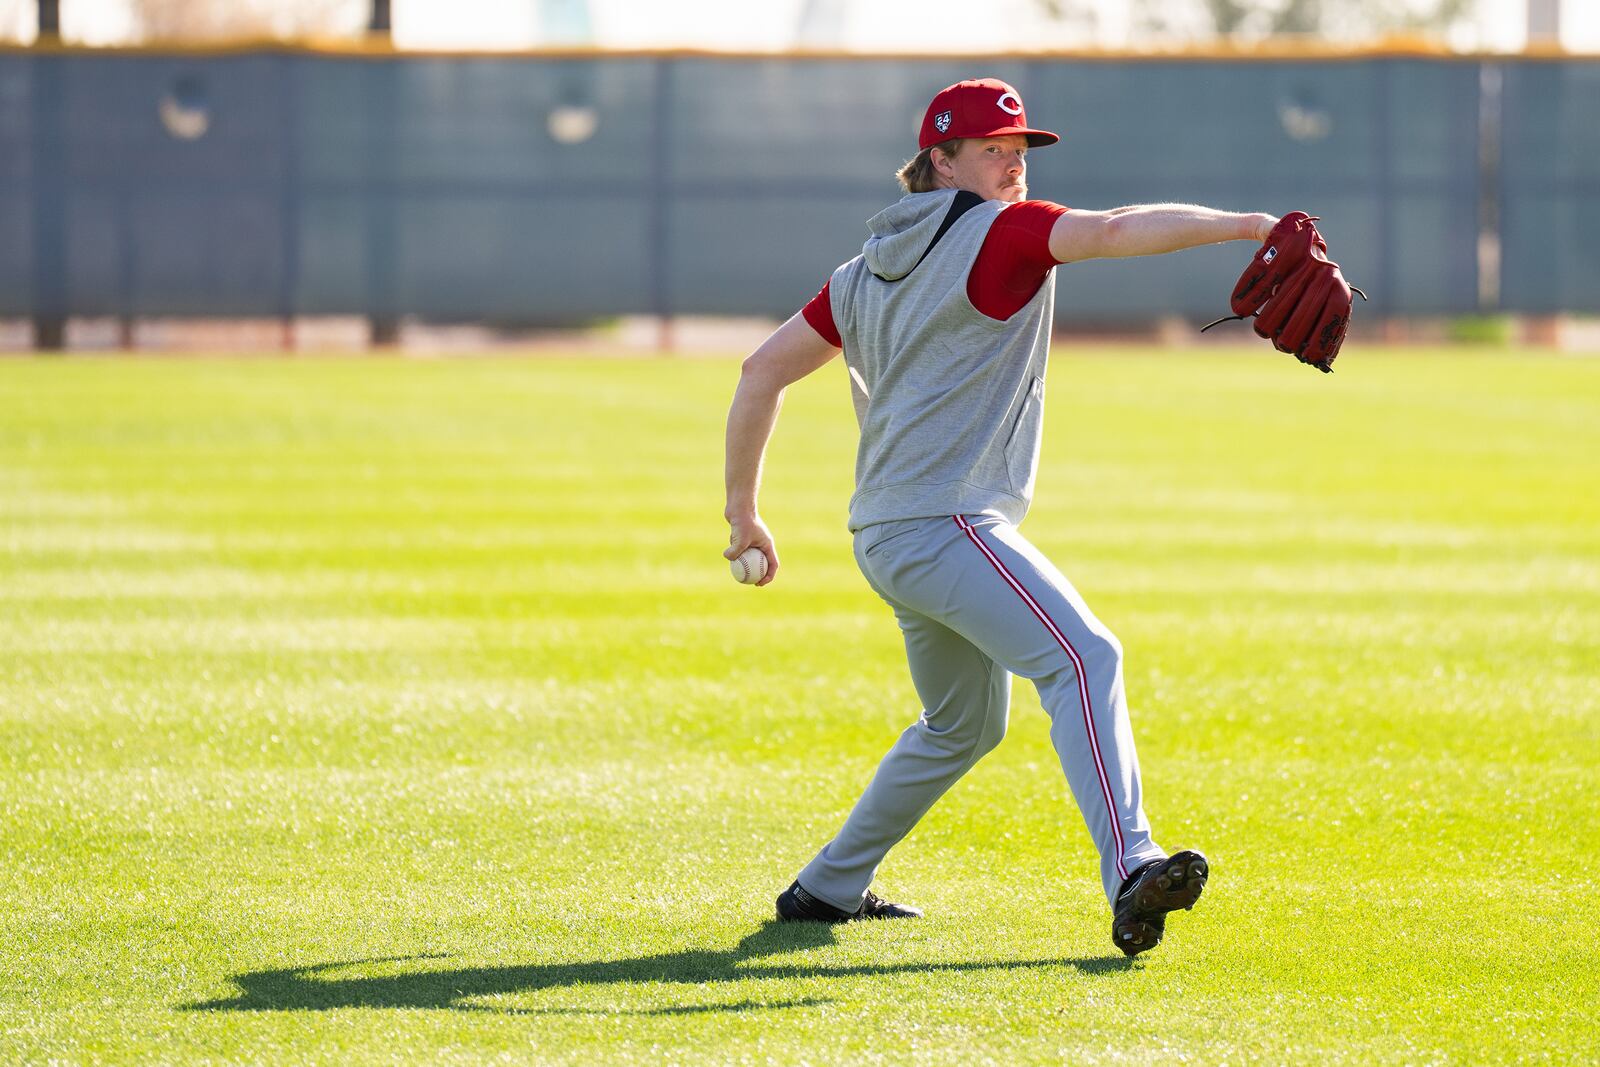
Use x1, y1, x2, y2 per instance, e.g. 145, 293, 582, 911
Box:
1203, 212, 1367, 372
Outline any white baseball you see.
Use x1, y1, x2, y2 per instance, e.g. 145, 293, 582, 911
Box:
730, 547, 769, 585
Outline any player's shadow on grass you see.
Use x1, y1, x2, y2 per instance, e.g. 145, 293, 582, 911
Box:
183, 921, 1131, 1015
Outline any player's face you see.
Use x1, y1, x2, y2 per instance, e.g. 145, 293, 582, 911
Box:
943, 135, 1029, 203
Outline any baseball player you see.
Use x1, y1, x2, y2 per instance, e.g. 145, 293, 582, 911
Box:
723, 77, 1286, 957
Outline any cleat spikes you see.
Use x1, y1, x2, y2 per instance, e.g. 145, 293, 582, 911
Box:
1111, 850, 1210, 958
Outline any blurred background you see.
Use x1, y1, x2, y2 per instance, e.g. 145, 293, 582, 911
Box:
0, 0, 1596, 352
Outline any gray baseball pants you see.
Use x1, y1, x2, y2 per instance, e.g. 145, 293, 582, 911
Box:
797, 513, 1167, 909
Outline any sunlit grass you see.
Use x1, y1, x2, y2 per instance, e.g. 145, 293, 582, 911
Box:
1, 350, 1595, 1063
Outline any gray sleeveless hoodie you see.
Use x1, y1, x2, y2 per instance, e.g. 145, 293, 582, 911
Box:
828, 188, 1057, 531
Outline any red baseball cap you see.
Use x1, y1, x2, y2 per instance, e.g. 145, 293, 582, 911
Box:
918, 77, 1059, 150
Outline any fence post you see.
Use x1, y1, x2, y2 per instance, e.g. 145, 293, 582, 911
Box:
279, 54, 301, 352
31, 2, 64, 352
1476, 63, 1502, 314
649, 58, 673, 351
366, 1, 399, 348
1373, 58, 1393, 336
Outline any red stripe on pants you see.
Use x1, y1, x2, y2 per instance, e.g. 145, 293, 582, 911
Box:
954, 516, 1127, 882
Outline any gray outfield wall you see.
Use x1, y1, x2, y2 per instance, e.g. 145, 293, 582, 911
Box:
1, 50, 1596, 324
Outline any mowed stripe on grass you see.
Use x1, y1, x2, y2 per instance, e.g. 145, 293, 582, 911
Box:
1, 350, 1596, 1063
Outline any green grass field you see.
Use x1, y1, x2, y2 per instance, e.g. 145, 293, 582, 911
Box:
1, 349, 1596, 1063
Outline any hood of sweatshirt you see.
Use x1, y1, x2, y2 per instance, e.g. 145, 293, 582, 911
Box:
861, 189, 973, 282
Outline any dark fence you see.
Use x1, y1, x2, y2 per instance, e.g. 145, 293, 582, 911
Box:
1, 49, 1596, 325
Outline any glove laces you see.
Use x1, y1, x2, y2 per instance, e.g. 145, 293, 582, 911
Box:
1200, 282, 1368, 334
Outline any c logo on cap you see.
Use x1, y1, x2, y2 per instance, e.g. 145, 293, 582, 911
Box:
996, 91, 1023, 116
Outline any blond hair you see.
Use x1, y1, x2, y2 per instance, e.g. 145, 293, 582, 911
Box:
896, 138, 962, 194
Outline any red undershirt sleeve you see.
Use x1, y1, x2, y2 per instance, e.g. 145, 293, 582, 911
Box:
800, 279, 842, 348
968, 200, 1070, 321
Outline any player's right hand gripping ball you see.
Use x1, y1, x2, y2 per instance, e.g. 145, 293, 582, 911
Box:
1218, 212, 1368, 372
730, 547, 768, 585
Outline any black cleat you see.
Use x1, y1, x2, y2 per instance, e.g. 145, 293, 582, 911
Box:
1111, 849, 1209, 958
776, 880, 923, 923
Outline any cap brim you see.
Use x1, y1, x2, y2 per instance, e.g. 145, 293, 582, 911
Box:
958, 124, 1060, 147
920, 125, 1062, 150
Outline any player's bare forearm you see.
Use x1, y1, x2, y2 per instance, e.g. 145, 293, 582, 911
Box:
1049, 204, 1277, 263
723, 378, 783, 584
722, 312, 840, 584
724, 378, 781, 524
